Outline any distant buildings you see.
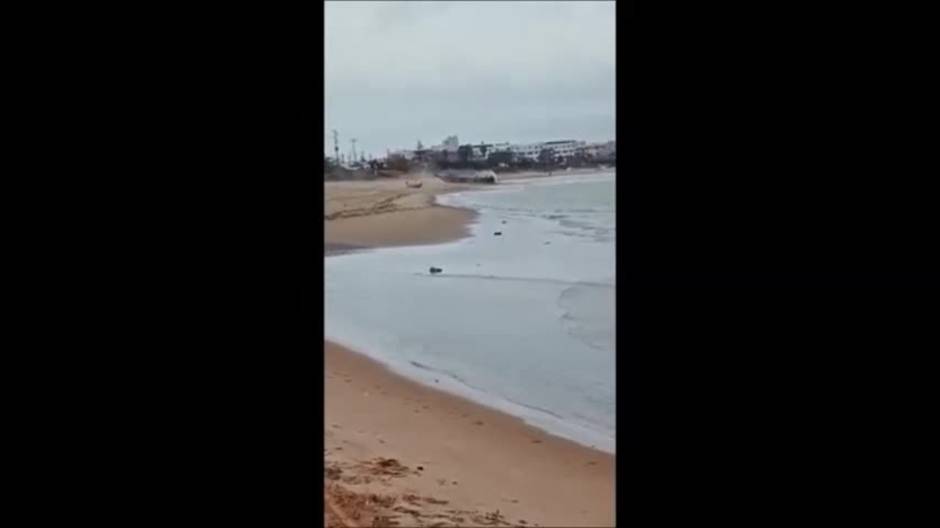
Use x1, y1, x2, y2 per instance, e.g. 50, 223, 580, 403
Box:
426, 135, 460, 163
543, 140, 585, 159
389, 149, 415, 161
509, 140, 585, 162
380, 135, 615, 166
594, 140, 616, 159
510, 143, 543, 161
573, 140, 615, 160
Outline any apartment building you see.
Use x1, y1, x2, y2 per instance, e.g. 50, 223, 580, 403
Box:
510, 143, 544, 161
542, 140, 586, 158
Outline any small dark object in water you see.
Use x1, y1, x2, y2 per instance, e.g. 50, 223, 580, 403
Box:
544, 241, 551, 245
501, 220, 506, 224
493, 231, 502, 236
429, 266, 443, 274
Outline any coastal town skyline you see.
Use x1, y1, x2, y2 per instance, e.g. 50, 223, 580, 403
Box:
325, 1, 615, 160
324, 132, 616, 163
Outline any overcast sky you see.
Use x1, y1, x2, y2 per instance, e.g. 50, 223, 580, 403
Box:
325, 1, 615, 159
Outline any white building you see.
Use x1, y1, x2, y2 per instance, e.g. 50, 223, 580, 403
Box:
508, 140, 583, 161
542, 140, 586, 159
466, 142, 513, 160
510, 142, 545, 161
576, 140, 616, 159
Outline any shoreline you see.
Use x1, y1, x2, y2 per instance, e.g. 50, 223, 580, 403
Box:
325, 174, 479, 251
325, 341, 615, 527
495, 166, 615, 181
325, 203, 478, 252
324, 174, 615, 527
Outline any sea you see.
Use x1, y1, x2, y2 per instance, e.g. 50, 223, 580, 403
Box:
324, 170, 616, 453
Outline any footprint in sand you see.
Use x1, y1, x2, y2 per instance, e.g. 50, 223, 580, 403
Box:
474, 420, 484, 426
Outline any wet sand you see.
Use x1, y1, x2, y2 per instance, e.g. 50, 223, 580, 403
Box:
324, 172, 615, 527
325, 342, 615, 527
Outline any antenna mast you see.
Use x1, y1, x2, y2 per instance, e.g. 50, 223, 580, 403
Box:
332, 129, 339, 162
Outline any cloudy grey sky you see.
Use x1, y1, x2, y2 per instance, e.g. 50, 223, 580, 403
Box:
325, 1, 615, 159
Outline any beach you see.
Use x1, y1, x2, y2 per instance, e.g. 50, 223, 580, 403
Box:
324, 173, 615, 527
325, 174, 477, 250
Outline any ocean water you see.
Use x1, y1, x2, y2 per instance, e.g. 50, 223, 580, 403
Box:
324, 171, 616, 453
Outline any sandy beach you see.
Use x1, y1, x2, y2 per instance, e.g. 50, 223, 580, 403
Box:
325, 173, 477, 250
324, 172, 615, 527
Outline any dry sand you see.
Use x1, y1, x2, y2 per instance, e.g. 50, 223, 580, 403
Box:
324, 172, 615, 527
325, 174, 477, 250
